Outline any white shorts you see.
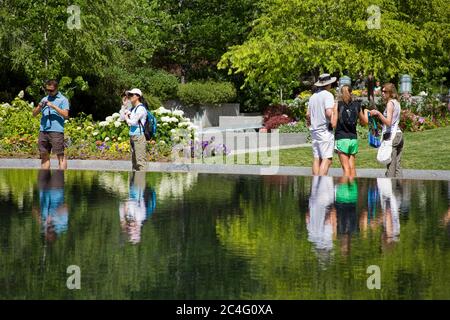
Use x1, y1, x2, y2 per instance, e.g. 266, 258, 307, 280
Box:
312, 137, 335, 159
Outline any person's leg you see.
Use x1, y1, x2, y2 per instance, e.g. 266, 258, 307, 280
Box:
312, 158, 321, 175
50, 133, 67, 170
135, 135, 147, 171
349, 155, 357, 178
41, 154, 50, 170
130, 137, 138, 171
318, 137, 334, 176
319, 158, 332, 176
311, 140, 320, 175
394, 133, 403, 177
385, 133, 402, 177
38, 132, 51, 169
57, 154, 67, 170
338, 152, 351, 177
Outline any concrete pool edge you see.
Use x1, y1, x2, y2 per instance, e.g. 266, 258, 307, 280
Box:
1, 158, 450, 181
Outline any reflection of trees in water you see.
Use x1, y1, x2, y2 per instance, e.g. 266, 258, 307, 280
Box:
1, 171, 450, 299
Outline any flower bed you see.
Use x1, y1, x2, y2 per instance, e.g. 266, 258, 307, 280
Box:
0, 97, 229, 161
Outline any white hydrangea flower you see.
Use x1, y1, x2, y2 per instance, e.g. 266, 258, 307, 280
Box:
18, 90, 24, 99
76, 126, 82, 130
105, 137, 110, 142
112, 112, 120, 119
105, 116, 113, 123
178, 122, 189, 128
170, 129, 176, 133
99, 121, 108, 127
163, 123, 169, 126
161, 116, 171, 123
169, 117, 179, 123
64, 120, 69, 124
114, 121, 122, 128
155, 107, 171, 114
93, 131, 99, 136
172, 110, 184, 117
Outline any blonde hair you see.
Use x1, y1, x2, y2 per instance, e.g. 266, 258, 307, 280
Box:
383, 83, 398, 101
339, 85, 352, 104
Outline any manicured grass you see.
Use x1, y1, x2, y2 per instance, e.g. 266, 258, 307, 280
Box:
224, 126, 450, 170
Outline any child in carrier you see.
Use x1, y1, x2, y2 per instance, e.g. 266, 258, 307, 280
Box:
331, 85, 369, 177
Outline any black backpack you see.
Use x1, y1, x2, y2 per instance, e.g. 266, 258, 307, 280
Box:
339, 101, 359, 128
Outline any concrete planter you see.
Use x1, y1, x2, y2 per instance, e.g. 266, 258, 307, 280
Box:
164, 100, 239, 128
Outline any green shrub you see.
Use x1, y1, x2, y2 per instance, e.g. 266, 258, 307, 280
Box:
278, 121, 309, 133
145, 96, 162, 110
177, 81, 237, 106
139, 70, 179, 102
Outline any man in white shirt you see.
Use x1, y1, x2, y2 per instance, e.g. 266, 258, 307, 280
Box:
307, 74, 337, 175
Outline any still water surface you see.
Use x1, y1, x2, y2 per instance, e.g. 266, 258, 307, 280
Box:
0, 169, 449, 299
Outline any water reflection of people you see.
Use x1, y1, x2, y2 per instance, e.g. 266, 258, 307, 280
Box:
335, 177, 358, 256
119, 172, 156, 244
359, 181, 381, 235
377, 178, 401, 246
38, 170, 68, 242
306, 176, 336, 264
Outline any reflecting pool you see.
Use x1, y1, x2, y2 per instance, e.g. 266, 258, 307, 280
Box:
0, 169, 449, 299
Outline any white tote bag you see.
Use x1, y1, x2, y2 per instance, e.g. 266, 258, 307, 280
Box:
377, 139, 393, 165
377, 100, 400, 165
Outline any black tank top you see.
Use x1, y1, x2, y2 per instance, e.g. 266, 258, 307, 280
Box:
335, 100, 361, 140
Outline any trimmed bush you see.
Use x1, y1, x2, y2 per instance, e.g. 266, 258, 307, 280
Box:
177, 81, 237, 106
145, 96, 162, 110
141, 70, 179, 102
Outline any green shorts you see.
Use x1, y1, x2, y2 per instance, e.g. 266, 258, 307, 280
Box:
336, 139, 359, 155
336, 181, 358, 204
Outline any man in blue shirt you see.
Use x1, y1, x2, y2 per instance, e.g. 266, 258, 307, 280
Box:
32, 79, 70, 169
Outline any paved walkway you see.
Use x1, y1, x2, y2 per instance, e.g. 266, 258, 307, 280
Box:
1, 158, 450, 181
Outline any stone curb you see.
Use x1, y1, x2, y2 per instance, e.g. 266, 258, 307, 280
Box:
1, 158, 449, 181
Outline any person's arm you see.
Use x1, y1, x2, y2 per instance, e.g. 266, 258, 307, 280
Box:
371, 101, 394, 126
32, 101, 45, 117
306, 105, 311, 127
359, 103, 369, 126
47, 101, 69, 119
331, 102, 338, 128
126, 106, 146, 126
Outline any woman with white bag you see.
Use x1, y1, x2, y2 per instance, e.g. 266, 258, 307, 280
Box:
370, 83, 403, 177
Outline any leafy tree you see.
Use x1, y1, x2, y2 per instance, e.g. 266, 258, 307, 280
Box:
153, 0, 259, 82
219, 0, 450, 99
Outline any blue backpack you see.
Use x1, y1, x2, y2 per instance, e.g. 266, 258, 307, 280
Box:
138, 105, 157, 141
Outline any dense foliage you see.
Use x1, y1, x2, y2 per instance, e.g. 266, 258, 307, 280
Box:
219, 0, 450, 102
177, 81, 237, 106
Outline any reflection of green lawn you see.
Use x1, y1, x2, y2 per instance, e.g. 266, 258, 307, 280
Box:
222, 126, 450, 170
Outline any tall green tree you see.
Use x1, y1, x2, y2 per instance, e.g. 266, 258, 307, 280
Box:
0, 0, 167, 99
153, 0, 259, 82
219, 0, 450, 97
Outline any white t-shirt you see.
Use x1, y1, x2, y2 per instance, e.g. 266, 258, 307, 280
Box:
308, 89, 335, 139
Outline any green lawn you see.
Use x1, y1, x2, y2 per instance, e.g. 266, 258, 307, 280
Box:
223, 126, 450, 170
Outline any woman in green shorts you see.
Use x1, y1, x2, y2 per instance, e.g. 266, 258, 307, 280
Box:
331, 85, 369, 177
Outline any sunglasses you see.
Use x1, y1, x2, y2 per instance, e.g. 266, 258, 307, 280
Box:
126, 93, 136, 97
